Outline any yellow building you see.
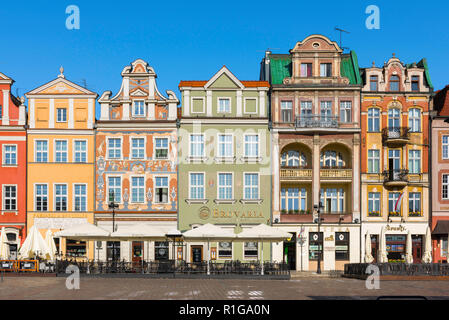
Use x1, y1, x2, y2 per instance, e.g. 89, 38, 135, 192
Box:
25, 68, 97, 259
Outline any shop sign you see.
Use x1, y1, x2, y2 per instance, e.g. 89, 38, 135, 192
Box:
385, 225, 406, 232
325, 235, 334, 241
199, 207, 265, 220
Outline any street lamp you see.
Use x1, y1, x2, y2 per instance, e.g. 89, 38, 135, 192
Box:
314, 201, 324, 274
108, 191, 119, 263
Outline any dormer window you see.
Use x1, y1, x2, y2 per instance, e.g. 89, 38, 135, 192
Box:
370, 75, 378, 91
133, 100, 145, 117
389, 75, 400, 91
320, 63, 332, 77
300, 63, 312, 77
411, 76, 419, 92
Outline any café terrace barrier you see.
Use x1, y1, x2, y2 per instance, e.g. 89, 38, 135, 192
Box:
0, 260, 40, 272
55, 259, 290, 278
344, 263, 449, 277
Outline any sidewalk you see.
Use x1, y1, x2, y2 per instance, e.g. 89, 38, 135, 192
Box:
290, 270, 344, 279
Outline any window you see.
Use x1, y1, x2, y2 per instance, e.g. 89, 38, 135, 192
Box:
218, 242, 232, 259
0, 105, 2, 119
55, 140, 68, 163
108, 138, 121, 159
189, 173, 204, 199
74, 141, 87, 163
281, 101, 293, 122
388, 108, 401, 129
320, 188, 345, 213
388, 149, 401, 171
390, 75, 400, 91
3, 186, 16, 211
218, 98, 230, 113
35, 184, 48, 211
443, 175, 449, 200
300, 101, 312, 118
409, 108, 421, 132
217, 134, 233, 158
131, 177, 145, 203
320, 101, 332, 120
3, 145, 17, 165
56, 108, 67, 122
281, 188, 307, 211
411, 76, 419, 91
155, 241, 169, 260
370, 75, 378, 91
340, 101, 352, 123
409, 193, 421, 214
131, 138, 145, 159
309, 232, 323, 260
155, 138, 168, 159
155, 177, 168, 203
320, 151, 344, 168
335, 232, 349, 260
190, 134, 204, 157
133, 100, 145, 117
108, 177, 121, 203
368, 192, 381, 215
388, 192, 401, 214
35, 140, 48, 162
300, 63, 312, 77
74, 184, 87, 211
443, 136, 449, 159
244, 173, 258, 200
320, 63, 332, 77
368, 108, 380, 132
244, 135, 259, 157
442, 238, 448, 258
281, 151, 307, 168
55, 184, 67, 211
244, 242, 258, 258
218, 173, 232, 200
408, 150, 421, 174
368, 149, 380, 173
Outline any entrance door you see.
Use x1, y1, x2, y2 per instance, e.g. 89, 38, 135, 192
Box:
132, 241, 143, 265
283, 233, 296, 270
386, 235, 406, 262
191, 246, 203, 263
412, 235, 423, 263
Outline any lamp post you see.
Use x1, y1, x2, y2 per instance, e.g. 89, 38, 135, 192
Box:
314, 200, 324, 274
108, 191, 118, 264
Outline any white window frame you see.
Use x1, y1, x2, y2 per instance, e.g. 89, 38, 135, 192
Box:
368, 108, 380, 132
54, 139, 68, 163
243, 241, 259, 260
216, 133, 234, 158
388, 192, 401, 214
73, 139, 88, 163
244, 134, 259, 158
73, 183, 87, 212
408, 149, 421, 174
54, 183, 68, 212
368, 192, 381, 214
280, 100, 293, 122
243, 97, 258, 114
443, 174, 449, 200
130, 136, 146, 160
320, 188, 345, 213
409, 192, 421, 214
34, 183, 48, 212
243, 172, 259, 200
2, 184, 17, 211
189, 134, 205, 158
217, 97, 231, 114
217, 241, 234, 260
132, 100, 146, 117
367, 149, 380, 173
217, 172, 234, 200
191, 97, 205, 114
340, 101, 352, 123
106, 137, 123, 160
443, 136, 449, 160
409, 108, 421, 132
34, 139, 49, 163
107, 175, 122, 204
320, 63, 332, 77
130, 175, 146, 204
2, 144, 17, 166
56, 108, 67, 122
153, 137, 169, 160
154, 175, 169, 204
189, 172, 205, 200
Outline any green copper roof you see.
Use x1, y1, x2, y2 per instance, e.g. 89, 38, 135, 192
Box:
418, 58, 433, 90
269, 55, 291, 85
341, 51, 362, 85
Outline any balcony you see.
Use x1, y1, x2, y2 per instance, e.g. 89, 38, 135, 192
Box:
383, 169, 409, 187
382, 127, 410, 145
280, 167, 312, 181
295, 115, 339, 128
320, 168, 352, 181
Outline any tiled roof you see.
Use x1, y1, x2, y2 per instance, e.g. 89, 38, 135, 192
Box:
178, 80, 269, 88
434, 85, 449, 116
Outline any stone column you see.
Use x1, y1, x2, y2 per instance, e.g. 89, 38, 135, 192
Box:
272, 131, 280, 218
313, 134, 320, 207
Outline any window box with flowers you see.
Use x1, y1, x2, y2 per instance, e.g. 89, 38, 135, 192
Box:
281, 209, 287, 215
388, 259, 405, 263
368, 211, 381, 217
408, 211, 422, 217
389, 212, 401, 217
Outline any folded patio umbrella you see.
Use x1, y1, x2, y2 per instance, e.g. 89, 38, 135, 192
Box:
364, 231, 374, 263
18, 226, 51, 260
0, 227, 10, 260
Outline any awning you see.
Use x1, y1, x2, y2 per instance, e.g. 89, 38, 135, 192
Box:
432, 221, 449, 235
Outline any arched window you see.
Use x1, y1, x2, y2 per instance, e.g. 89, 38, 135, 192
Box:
409, 108, 421, 132
368, 108, 380, 132
388, 108, 401, 129
390, 75, 400, 91
320, 150, 344, 168
281, 151, 307, 167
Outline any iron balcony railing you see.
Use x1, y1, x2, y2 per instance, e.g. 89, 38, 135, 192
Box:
382, 127, 410, 142
295, 115, 339, 128
383, 169, 409, 183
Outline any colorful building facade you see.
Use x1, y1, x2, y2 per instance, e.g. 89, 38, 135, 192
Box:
261, 35, 362, 271
431, 85, 449, 263
96, 59, 179, 262
25, 68, 97, 259
0, 72, 27, 258
178, 66, 271, 263
360, 56, 432, 263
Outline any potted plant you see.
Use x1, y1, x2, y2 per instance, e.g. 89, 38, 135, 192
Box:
300, 209, 305, 214
294, 209, 300, 214
281, 209, 287, 215
288, 209, 294, 215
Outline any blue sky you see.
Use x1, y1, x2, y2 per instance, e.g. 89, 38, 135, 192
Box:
1, 0, 448, 118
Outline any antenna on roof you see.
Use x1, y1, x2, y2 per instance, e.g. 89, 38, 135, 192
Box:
335, 27, 350, 51
81, 79, 88, 89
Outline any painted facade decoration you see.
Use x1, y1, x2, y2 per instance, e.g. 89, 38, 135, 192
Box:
431, 85, 449, 263
261, 35, 362, 271
0, 72, 27, 258
96, 59, 179, 262
25, 68, 97, 259
178, 66, 271, 263
360, 55, 433, 264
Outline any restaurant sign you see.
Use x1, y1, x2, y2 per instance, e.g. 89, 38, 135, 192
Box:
199, 207, 264, 220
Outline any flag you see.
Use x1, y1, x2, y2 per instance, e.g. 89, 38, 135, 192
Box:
394, 193, 405, 212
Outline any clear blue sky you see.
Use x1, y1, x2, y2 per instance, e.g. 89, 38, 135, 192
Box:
1, 0, 448, 118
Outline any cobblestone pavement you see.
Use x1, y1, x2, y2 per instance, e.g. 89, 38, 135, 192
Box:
0, 276, 448, 300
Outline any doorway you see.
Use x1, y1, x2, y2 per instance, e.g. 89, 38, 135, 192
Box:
412, 235, 423, 263
132, 241, 143, 266
283, 233, 296, 270
191, 245, 203, 263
